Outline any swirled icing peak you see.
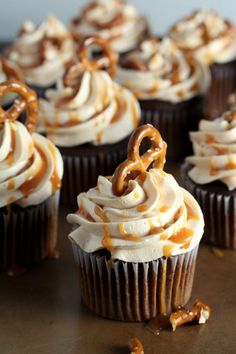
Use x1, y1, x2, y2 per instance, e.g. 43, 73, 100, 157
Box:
70, 0, 148, 53
186, 110, 236, 190
8, 15, 75, 87
0, 81, 63, 208
116, 37, 210, 102
39, 37, 140, 147
169, 8, 236, 64
68, 124, 204, 262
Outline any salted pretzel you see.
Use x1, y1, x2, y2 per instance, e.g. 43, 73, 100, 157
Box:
0, 80, 38, 133
63, 36, 118, 90
112, 124, 167, 196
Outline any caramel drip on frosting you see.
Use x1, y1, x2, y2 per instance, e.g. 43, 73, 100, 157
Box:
7, 124, 16, 166
49, 142, 61, 192
169, 228, 193, 245
118, 223, 142, 242
226, 156, 236, 170
19, 146, 47, 197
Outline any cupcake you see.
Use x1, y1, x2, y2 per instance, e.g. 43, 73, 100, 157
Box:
117, 37, 210, 159
67, 124, 204, 321
182, 110, 236, 249
169, 9, 236, 118
70, 0, 149, 55
39, 36, 140, 206
0, 80, 63, 274
0, 56, 24, 107
6, 15, 75, 98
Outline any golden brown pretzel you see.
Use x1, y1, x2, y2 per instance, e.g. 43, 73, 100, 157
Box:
78, 36, 118, 78
112, 124, 167, 196
0, 80, 38, 133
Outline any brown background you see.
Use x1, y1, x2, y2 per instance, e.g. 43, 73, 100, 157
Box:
1, 161, 236, 353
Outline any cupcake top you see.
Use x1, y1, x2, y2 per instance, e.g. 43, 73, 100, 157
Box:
228, 91, 236, 110
0, 81, 63, 208
186, 110, 236, 190
169, 9, 236, 65
68, 124, 204, 262
116, 37, 210, 102
39, 36, 140, 147
70, 0, 148, 53
7, 15, 75, 87
0, 57, 24, 106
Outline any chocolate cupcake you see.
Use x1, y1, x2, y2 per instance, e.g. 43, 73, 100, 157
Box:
0, 80, 63, 274
116, 37, 210, 160
70, 0, 149, 55
39, 36, 141, 206
6, 15, 76, 98
169, 9, 236, 118
67, 124, 204, 321
182, 110, 236, 249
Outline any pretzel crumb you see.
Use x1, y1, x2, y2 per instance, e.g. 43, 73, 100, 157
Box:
211, 247, 224, 258
128, 338, 144, 354
169, 300, 211, 331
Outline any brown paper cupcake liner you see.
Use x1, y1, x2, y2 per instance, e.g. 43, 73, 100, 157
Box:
71, 242, 199, 322
140, 95, 205, 160
181, 163, 236, 249
60, 138, 129, 207
205, 60, 236, 119
0, 192, 60, 274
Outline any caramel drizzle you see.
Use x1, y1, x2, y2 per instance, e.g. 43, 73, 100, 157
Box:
19, 146, 47, 197
7, 124, 16, 166
48, 143, 61, 192
118, 223, 142, 242
210, 156, 236, 176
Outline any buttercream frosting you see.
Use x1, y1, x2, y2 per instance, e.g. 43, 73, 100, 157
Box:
68, 168, 204, 262
39, 70, 141, 146
116, 37, 210, 102
186, 110, 236, 190
70, 0, 148, 53
8, 15, 75, 87
169, 8, 236, 65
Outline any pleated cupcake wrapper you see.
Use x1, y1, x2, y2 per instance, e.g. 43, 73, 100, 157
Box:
181, 167, 236, 249
140, 95, 205, 160
71, 242, 199, 322
60, 141, 128, 207
205, 60, 236, 119
0, 191, 60, 273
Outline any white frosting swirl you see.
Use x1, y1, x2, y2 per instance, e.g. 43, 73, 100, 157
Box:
39, 70, 140, 146
70, 0, 148, 53
68, 169, 204, 262
8, 15, 75, 87
116, 37, 210, 102
186, 110, 236, 190
0, 120, 63, 208
169, 9, 236, 64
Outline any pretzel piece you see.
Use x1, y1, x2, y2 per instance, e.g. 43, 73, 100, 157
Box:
128, 338, 144, 354
0, 80, 38, 133
0, 56, 24, 82
78, 36, 118, 78
112, 124, 167, 196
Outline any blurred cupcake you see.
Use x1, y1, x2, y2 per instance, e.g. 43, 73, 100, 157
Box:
0, 80, 63, 274
70, 0, 149, 54
182, 110, 236, 249
6, 15, 75, 98
117, 37, 210, 159
39, 36, 140, 206
0, 56, 24, 107
169, 9, 236, 118
67, 124, 204, 321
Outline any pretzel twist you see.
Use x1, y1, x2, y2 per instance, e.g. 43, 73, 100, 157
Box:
0, 80, 38, 133
112, 124, 167, 196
